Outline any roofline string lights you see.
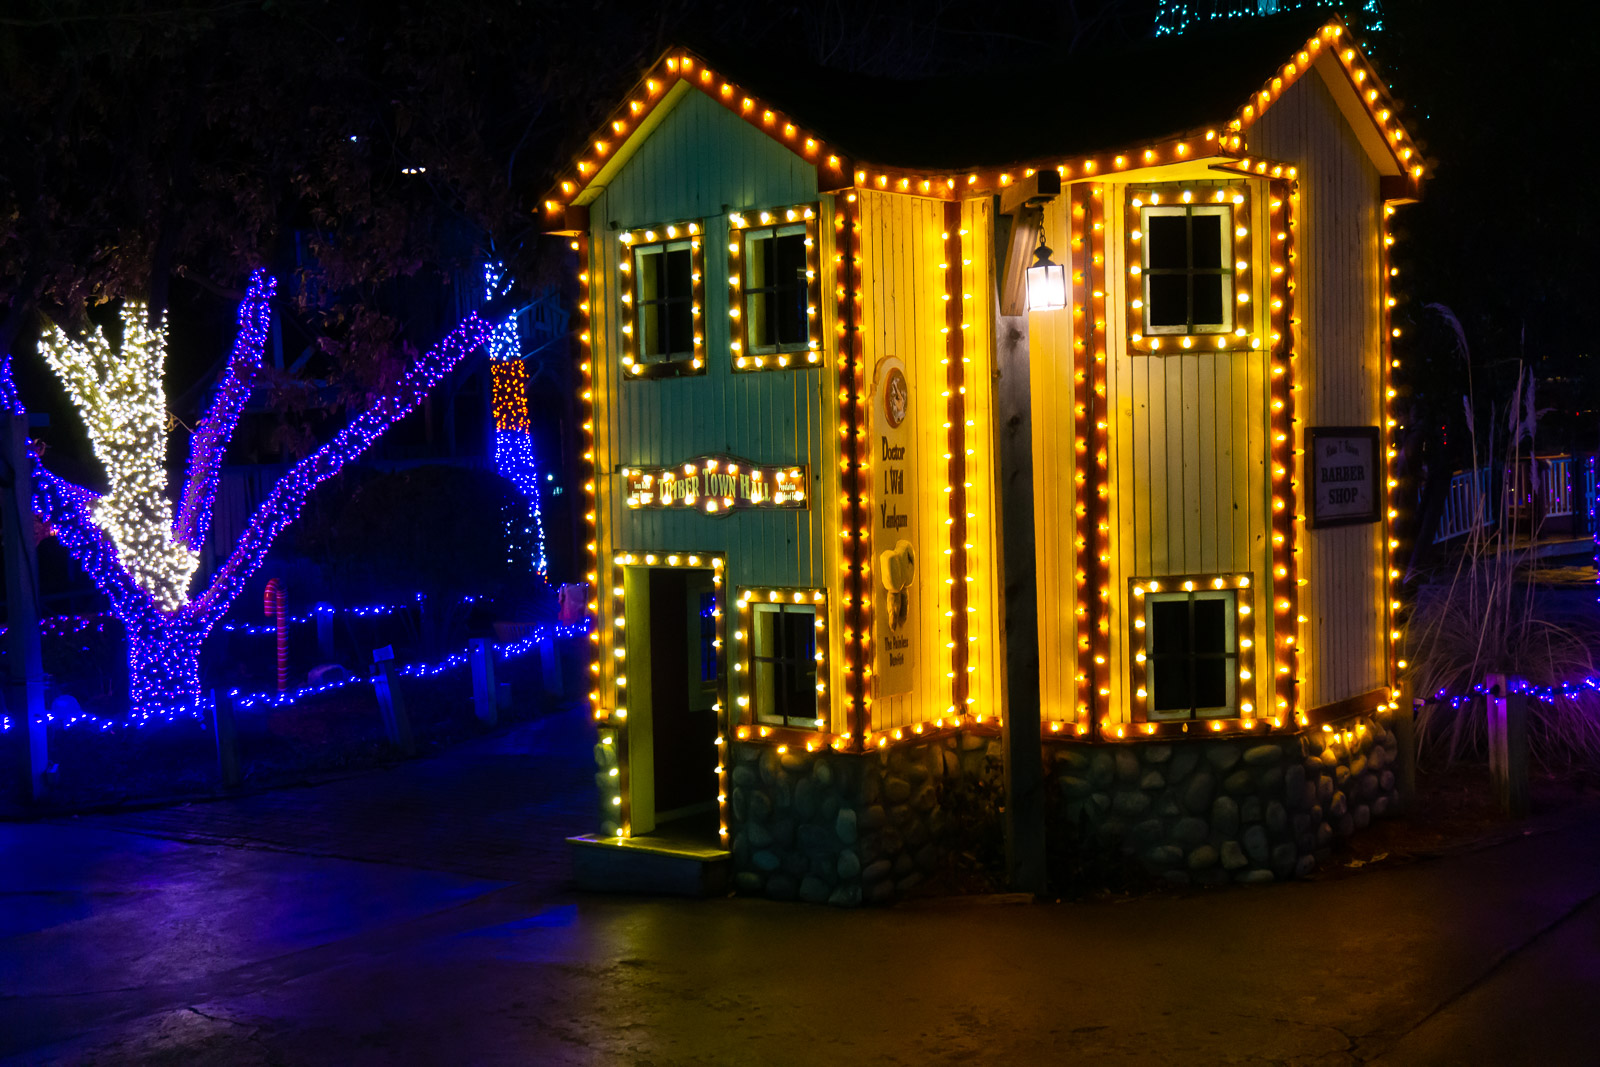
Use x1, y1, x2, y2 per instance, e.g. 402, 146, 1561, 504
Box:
1227, 20, 1424, 185
941, 202, 973, 727
543, 53, 847, 221
835, 193, 869, 750
728, 204, 824, 371
618, 221, 706, 378
173, 271, 276, 552
543, 23, 1421, 234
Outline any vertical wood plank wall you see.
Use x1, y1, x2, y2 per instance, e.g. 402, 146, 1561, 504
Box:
856, 191, 1002, 734
1028, 183, 1273, 727
1249, 68, 1387, 709
586, 89, 847, 728
1026, 195, 1082, 725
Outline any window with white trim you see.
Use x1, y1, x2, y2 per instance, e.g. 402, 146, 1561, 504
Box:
1145, 589, 1238, 719
1141, 204, 1234, 335
751, 601, 819, 728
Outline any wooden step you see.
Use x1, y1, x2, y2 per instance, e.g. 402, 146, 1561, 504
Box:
568, 833, 730, 897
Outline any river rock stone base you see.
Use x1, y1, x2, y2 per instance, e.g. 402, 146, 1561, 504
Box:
728, 733, 1002, 906
1047, 709, 1402, 884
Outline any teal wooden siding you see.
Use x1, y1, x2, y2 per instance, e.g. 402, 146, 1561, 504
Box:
587, 86, 845, 725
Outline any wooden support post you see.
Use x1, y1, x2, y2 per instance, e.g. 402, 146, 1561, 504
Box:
993, 302, 1046, 896
470, 638, 497, 726
372, 645, 415, 756
541, 636, 565, 698
1392, 679, 1417, 810
2, 414, 48, 803
210, 688, 241, 788
1486, 673, 1529, 818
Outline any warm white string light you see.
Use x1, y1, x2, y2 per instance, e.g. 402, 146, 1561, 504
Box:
39, 304, 199, 611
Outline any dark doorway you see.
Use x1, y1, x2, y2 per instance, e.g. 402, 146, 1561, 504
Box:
647, 567, 719, 838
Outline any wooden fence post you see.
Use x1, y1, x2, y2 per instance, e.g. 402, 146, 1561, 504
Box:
371, 645, 415, 756
210, 688, 241, 788
1485, 673, 1529, 818
470, 638, 497, 726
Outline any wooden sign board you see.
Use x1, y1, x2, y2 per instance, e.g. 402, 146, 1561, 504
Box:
1307, 427, 1381, 528
871, 356, 916, 697
624, 455, 808, 515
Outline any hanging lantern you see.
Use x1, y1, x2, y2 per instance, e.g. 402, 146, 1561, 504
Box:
1025, 234, 1068, 311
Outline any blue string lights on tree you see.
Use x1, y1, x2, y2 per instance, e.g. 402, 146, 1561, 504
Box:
1, 271, 493, 714
1153, 0, 1385, 37
483, 262, 549, 578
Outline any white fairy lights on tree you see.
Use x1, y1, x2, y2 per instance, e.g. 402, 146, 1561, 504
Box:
38, 305, 199, 611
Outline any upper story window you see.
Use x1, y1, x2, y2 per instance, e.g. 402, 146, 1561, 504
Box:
1129, 574, 1256, 723
735, 588, 828, 731
729, 204, 823, 371
1125, 186, 1255, 354
619, 221, 705, 378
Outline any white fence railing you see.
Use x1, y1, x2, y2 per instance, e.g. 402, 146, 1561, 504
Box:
1435, 467, 1495, 543
1434, 455, 1595, 543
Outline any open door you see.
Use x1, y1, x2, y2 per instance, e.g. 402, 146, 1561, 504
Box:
623, 564, 720, 843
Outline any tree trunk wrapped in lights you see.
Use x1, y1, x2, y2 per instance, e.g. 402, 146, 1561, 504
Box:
2, 270, 491, 710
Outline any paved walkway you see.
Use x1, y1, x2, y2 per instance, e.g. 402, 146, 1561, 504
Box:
4, 706, 1600, 1065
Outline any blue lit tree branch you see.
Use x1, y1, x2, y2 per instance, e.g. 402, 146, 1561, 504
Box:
2, 280, 492, 709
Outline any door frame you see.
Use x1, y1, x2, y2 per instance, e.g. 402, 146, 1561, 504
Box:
611, 550, 727, 838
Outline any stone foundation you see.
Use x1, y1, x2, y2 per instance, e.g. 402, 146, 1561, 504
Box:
727, 733, 1003, 906
588, 708, 1402, 901
1046, 708, 1402, 884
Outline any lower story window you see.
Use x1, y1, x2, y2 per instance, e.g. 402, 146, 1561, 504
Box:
1145, 588, 1238, 719
751, 600, 818, 728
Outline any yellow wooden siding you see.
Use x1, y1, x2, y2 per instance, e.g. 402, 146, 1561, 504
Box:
1104, 183, 1274, 723
1024, 194, 1082, 725
1248, 66, 1387, 709
856, 189, 980, 734
585, 88, 848, 731
1027, 181, 1274, 726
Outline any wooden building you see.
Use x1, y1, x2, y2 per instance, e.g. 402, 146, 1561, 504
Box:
546, 12, 1421, 899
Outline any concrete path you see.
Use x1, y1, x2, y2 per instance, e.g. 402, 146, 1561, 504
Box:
4, 704, 1600, 1065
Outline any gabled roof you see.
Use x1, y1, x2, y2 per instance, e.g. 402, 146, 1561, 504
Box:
540, 11, 1422, 230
